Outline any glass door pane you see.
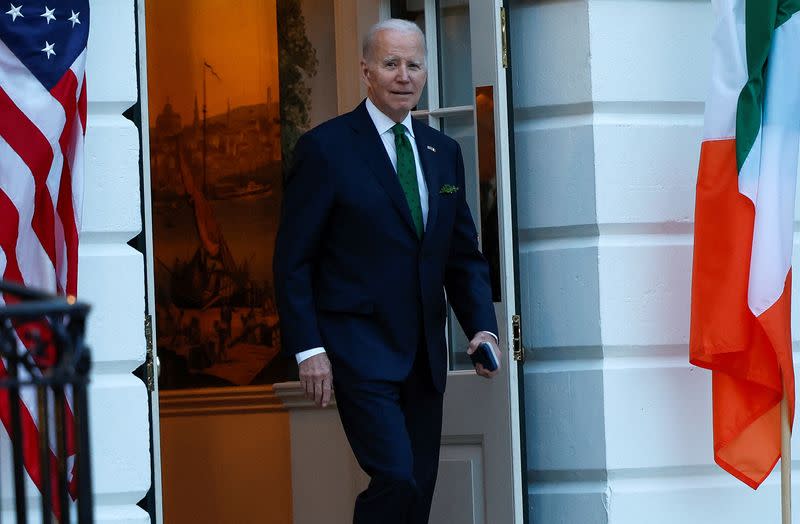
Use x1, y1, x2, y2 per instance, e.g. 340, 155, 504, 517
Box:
437, 0, 472, 107
441, 112, 478, 370
391, 0, 490, 372
391, 1, 430, 110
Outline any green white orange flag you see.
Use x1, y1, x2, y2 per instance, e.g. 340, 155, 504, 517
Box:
690, 0, 800, 489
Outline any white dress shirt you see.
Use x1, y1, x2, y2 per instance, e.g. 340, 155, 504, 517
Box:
365, 98, 430, 226
294, 99, 495, 364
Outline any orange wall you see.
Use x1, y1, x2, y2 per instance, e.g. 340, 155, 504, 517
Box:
159, 387, 292, 524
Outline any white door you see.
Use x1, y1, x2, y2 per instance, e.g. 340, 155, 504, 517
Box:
396, 1, 525, 522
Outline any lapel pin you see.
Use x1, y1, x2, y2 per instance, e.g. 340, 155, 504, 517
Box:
427, 145, 436, 153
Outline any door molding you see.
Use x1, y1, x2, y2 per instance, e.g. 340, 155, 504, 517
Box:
159, 385, 287, 417
135, 0, 164, 521
334, 0, 384, 114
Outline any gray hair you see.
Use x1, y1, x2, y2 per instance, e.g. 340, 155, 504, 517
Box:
362, 19, 426, 61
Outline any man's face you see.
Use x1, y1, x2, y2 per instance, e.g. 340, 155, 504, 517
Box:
361, 29, 427, 122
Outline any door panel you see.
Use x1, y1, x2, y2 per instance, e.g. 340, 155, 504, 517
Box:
437, 1, 473, 107
430, 449, 485, 523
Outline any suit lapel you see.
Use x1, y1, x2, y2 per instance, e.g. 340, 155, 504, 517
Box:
413, 120, 439, 245
349, 102, 417, 237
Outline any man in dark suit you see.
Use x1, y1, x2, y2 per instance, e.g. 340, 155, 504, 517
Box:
274, 18, 500, 524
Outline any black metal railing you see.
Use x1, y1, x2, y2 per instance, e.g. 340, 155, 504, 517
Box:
0, 280, 93, 524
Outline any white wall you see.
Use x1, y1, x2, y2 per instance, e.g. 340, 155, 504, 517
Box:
511, 0, 799, 522
81, 0, 150, 522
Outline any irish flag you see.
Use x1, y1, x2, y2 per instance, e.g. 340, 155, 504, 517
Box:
690, 0, 800, 489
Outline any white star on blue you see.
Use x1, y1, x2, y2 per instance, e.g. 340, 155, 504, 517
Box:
67, 9, 79, 27
40, 5, 55, 24
41, 40, 54, 58
5, 3, 23, 21
0, 1, 91, 89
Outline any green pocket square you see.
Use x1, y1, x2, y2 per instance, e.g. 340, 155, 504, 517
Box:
439, 184, 460, 195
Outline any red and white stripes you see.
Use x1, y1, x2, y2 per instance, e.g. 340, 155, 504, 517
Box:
0, 39, 85, 297
0, 28, 86, 509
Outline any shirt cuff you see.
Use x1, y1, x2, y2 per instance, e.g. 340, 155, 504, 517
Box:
478, 331, 499, 343
296, 347, 326, 364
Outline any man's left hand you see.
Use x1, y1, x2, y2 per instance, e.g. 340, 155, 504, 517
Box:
467, 332, 501, 379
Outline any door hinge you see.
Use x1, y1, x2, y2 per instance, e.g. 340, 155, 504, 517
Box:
512, 314, 525, 362
500, 7, 509, 69
144, 314, 155, 392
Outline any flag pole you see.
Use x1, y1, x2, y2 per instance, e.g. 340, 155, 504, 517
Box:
782, 388, 791, 524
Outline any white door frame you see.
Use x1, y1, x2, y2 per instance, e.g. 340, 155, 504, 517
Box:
484, 2, 525, 520
334, 0, 390, 113
135, 1, 164, 522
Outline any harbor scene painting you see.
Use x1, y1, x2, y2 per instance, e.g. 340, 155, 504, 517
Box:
145, 0, 319, 389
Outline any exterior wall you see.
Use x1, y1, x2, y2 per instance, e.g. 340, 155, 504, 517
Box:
511, 1, 796, 522
510, 1, 606, 522
82, 0, 150, 522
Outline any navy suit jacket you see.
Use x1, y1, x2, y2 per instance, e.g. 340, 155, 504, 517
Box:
274, 100, 498, 392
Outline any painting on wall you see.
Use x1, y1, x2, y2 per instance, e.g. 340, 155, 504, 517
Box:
146, 0, 321, 389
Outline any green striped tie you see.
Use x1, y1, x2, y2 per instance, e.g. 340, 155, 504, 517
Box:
391, 123, 424, 238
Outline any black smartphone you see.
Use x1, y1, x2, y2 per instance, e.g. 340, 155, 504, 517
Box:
469, 341, 499, 372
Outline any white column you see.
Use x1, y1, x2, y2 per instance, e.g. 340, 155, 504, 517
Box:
512, 1, 606, 521
81, 0, 150, 522
513, 0, 792, 522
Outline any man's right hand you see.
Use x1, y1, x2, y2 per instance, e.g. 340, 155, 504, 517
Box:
298, 353, 333, 408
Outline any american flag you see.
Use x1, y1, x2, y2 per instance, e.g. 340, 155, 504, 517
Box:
0, 0, 89, 510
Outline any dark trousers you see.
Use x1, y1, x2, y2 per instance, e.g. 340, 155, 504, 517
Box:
333, 351, 444, 524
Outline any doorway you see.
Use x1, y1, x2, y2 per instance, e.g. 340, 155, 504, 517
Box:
138, 0, 522, 522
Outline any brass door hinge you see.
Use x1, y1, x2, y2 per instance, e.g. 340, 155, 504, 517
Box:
500, 7, 509, 69
144, 314, 155, 391
512, 314, 525, 362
